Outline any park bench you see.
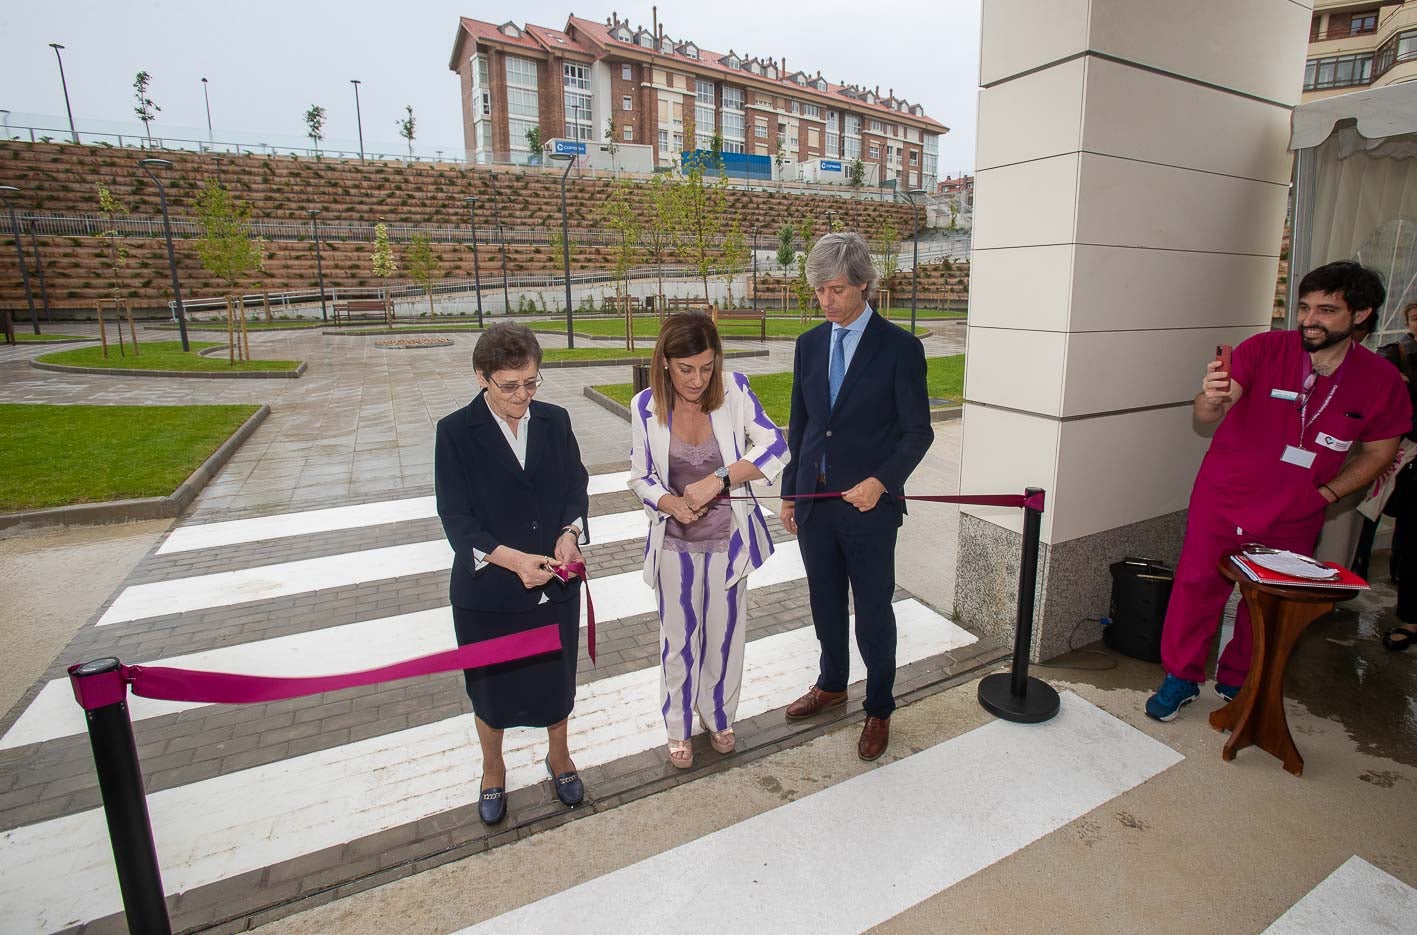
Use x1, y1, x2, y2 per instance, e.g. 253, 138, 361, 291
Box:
661, 297, 712, 312
710, 307, 767, 340
332, 298, 393, 325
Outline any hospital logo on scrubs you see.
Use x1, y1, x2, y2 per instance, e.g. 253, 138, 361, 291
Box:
1315, 433, 1353, 452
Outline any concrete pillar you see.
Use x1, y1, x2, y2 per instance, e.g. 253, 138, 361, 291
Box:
955, 0, 1313, 660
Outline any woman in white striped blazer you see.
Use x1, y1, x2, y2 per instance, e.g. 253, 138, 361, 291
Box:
628, 314, 789, 769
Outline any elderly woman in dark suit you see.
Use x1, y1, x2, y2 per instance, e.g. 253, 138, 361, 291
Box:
435, 323, 589, 825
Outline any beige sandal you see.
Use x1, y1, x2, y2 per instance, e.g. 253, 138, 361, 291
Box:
708, 727, 735, 754
667, 738, 693, 769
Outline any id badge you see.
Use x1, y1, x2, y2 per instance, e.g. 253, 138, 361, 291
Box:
1270, 388, 1299, 401
1281, 445, 1317, 469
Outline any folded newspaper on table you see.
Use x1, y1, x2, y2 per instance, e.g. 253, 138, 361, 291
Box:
1231, 549, 1369, 590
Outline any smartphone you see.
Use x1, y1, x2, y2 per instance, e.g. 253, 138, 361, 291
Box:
1215, 344, 1233, 391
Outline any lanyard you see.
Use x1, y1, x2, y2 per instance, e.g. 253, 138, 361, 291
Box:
1298, 354, 1347, 449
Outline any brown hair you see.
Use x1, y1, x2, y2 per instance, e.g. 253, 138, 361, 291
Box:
650, 313, 725, 423
472, 323, 543, 379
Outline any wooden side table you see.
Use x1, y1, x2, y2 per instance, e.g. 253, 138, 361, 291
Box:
1210, 554, 1356, 776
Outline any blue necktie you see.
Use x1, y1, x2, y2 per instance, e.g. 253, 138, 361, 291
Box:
829, 327, 847, 407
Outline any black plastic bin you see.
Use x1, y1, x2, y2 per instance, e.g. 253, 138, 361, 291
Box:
1104, 557, 1174, 663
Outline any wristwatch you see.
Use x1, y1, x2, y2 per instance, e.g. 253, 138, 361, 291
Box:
714, 466, 731, 494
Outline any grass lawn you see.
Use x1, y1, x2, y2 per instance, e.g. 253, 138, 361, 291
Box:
36, 341, 302, 372
544, 347, 654, 361
0, 403, 261, 511
535, 317, 929, 340
593, 354, 965, 425
11, 332, 93, 342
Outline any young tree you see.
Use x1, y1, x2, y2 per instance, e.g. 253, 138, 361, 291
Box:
874, 218, 901, 296
669, 152, 730, 306
525, 126, 544, 164
405, 233, 441, 316
642, 174, 676, 310
548, 224, 577, 278
775, 223, 796, 311
793, 217, 817, 319
601, 181, 640, 303
133, 72, 160, 143
718, 222, 749, 308
194, 179, 264, 362
371, 222, 397, 324
398, 105, 416, 158
774, 142, 786, 191
848, 157, 866, 188
305, 105, 326, 157
604, 115, 620, 176
96, 185, 134, 357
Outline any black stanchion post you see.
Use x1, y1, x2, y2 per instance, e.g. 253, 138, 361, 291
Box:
977, 487, 1061, 724
69, 658, 172, 934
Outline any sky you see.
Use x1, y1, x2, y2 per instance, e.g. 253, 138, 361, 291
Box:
0, 0, 982, 175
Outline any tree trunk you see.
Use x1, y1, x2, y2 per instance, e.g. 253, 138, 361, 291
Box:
226, 295, 236, 364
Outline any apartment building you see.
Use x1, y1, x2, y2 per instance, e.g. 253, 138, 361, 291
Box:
1303, 2, 1417, 100
448, 12, 947, 188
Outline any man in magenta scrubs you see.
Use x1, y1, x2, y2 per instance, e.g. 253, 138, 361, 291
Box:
1147, 261, 1411, 721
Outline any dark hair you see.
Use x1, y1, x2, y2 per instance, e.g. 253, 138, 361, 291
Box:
472, 323, 543, 379
649, 312, 724, 423
1297, 261, 1386, 319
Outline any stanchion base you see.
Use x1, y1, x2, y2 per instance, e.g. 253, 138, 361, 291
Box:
977, 673, 1061, 724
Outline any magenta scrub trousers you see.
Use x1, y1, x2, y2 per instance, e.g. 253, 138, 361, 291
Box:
1159, 485, 1325, 686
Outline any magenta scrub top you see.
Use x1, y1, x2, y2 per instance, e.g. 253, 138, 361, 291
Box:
1199, 329, 1411, 531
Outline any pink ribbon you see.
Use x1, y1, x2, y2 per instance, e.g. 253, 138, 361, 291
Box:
722, 490, 1047, 512
550, 560, 594, 664
69, 624, 562, 710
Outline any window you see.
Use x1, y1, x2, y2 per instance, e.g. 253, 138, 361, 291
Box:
505, 56, 538, 88
1304, 52, 1373, 90
621, 64, 632, 80
659, 129, 669, 154
1327, 10, 1379, 39
563, 63, 593, 141
910, 150, 919, 165
803, 104, 819, 119
722, 139, 744, 154
682, 43, 699, 59
815, 78, 827, 92
673, 131, 683, 151
696, 130, 715, 150
755, 96, 772, 108
869, 143, 880, 160
791, 101, 801, 114
696, 79, 715, 105
825, 109, 839, 157
480, 90, 490, 117
661, 36, 673, 53
622, 95, 633, 111
638, 32, 654, 49
869, 118, 883, 133
844, 137, 861, 160
623, 125, 633, 141
499, 22, 521, 38
1375, 29, 1417, 79
721, 110, 745, 143
807, 126, 819, 150
725, 55, 740, 69
755, 117, 768, 138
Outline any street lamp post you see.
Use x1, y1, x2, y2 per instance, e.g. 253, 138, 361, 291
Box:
826, 209, 835, 232
350, 80, 365, 164
49, 43, 78, 144
465, 197, 485, 328
201, 78, 213, 143
488, 173, 510, 314
138, 159, 190, 351
308, 209, 327, 322
0, 187, 39, 336
550, 153, 575, 349
900, 188, 927, 335
27, 220, 52, 321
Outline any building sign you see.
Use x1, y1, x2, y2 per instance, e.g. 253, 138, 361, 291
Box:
553, 139, 588, 155
820, 159, 842, 172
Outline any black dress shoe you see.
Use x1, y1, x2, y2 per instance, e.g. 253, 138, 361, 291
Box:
478, 783, 506, 825
545, 756, 585, 807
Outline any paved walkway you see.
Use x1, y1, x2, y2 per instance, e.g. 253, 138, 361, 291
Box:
3, 318, 1413, 934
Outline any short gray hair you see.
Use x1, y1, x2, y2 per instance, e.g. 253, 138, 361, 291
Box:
805, 231, 877, 303
473, 323, 543, 378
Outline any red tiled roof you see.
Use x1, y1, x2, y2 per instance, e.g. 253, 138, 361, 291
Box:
455, 17, 544, 53
566, 15, 947, 134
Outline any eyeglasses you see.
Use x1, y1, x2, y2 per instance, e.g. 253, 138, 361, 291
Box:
1295, 369, 1317, 411
492, 373, 543, 396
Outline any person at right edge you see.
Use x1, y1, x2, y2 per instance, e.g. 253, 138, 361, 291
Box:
779, 231, 934, 761
1146, 261, 1411, 721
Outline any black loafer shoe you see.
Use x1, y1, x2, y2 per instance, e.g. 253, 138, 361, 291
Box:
478, 783, 506, 825
545, 756, 585, 807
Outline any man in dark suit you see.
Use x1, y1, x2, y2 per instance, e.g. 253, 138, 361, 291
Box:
779, 231, 934, 760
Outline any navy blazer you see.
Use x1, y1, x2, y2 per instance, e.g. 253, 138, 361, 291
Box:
782, 310, 934, 525
434, 393, 589, 611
